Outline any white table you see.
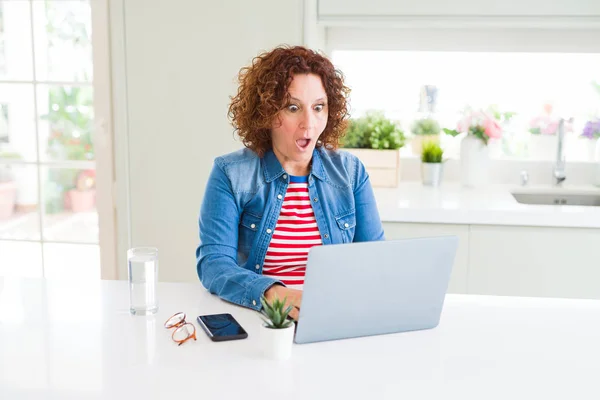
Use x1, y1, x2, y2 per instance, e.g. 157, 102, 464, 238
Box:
1, 277, 599, 399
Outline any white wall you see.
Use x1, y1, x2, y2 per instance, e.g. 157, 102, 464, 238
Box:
112, 0, 304, 282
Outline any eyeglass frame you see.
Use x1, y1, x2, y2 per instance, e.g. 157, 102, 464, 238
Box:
164, 312, 197, 346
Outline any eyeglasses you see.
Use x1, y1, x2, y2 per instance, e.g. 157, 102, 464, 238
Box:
164, 312, 197, 346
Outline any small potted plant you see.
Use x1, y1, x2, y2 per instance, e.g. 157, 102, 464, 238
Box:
580, 118, 600, 162
341, 111, 405, 188
421, 141, 444, 187
66, 169, 96, 212
259, 294, 295, 360
410, 117, 441, 156
443, 106, 512, 187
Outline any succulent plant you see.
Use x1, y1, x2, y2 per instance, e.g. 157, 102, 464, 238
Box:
260, 295, 294, 329
421, 140, 444, 163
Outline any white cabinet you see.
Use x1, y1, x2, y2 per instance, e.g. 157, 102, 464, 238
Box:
383, 221, 600, 299
468, 225, 600, 300
383, 222, 469, 294
318, 0, 600, 17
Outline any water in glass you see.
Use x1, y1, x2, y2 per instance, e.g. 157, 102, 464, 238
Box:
128, 247, 158, 315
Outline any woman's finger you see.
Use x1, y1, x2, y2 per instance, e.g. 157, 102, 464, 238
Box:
289, 307, 299, 321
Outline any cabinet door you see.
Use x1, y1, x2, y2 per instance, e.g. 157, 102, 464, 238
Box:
382, 222, 469, 294
469, 225, 600, 299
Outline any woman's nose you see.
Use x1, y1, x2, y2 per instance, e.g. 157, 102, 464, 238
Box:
299, 109, 315, 130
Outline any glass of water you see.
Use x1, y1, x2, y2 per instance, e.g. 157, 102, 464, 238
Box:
128, 247, 159, 315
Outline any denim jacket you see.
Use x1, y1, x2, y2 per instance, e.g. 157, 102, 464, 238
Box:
195, 147, 385, 311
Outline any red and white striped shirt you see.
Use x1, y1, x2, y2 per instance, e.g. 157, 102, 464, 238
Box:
262, 175, 322, 289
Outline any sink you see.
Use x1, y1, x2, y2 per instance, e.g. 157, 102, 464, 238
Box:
511, 187, 600, 207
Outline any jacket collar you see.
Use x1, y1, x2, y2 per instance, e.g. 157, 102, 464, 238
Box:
262, 147, 327, 183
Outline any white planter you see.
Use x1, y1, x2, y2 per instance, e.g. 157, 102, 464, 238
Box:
460, 135, 489, 188
342, 148, 400, 188
421, 163, 443, 187
260, 323, 295, 360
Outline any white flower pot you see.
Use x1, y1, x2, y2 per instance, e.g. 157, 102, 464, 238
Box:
260, 323, 295, 360
421, 163, 443, 187
460, 134, 489, 188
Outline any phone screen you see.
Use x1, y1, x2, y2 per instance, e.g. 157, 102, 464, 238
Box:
197, 313, 248, 341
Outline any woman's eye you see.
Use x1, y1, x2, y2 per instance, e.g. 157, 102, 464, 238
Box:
287, 105, 299, 112
314, 104, 325, 112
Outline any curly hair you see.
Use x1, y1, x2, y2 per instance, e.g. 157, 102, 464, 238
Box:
228, 45, 350, 157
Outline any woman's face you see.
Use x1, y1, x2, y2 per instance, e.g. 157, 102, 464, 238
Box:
271, 73, 328, 175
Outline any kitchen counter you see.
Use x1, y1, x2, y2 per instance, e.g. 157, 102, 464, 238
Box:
373, 182, 600, 228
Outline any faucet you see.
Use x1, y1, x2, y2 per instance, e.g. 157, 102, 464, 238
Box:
553, 118, 568, 186
520, 170, 529, 186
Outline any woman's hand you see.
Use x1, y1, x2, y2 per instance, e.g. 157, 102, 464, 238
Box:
264, 284, 303, 321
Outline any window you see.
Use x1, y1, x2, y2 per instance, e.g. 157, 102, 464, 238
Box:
332, 50, 600, 161
0, 0, 111, 280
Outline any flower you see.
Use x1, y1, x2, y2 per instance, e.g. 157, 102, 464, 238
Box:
528, 104, 573, 136
452, 108, 505, 145
483, 118, 502, 139
581, 119, 600, 140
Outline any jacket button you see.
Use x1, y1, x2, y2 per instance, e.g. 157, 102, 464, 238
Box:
277, 194, 283, 200
252, 300, 257, 306
313, 197, 318, 202
250, 223, 256, 229
266, 228, 272, 234
282, 174, 287, 180
324, 233, 329, 239
255, 264, 260, 270
344, 223, 349, 228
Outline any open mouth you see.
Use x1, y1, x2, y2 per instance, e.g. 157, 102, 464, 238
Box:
296, 138, 311, 150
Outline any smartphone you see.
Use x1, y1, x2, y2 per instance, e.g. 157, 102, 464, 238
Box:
196, 313, 248, 342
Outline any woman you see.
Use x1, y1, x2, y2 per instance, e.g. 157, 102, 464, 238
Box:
196, 45, 384, 320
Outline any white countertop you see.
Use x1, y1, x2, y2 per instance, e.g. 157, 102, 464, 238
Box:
374, 182, 600, 228
1, 278, 600, 399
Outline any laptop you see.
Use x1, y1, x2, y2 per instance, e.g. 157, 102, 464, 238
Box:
294, 235, 458, 344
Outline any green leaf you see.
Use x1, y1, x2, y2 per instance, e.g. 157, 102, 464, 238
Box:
443, 128, 460, 137
280, 305, 293, 320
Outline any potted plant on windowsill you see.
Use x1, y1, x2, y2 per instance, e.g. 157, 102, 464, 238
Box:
259, 294, 295, 360
444, 106, 513, 188
411, 117, 441, 156
421, 141, 444, 187
66, 169, 96, 212
341, 111, 406, 188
